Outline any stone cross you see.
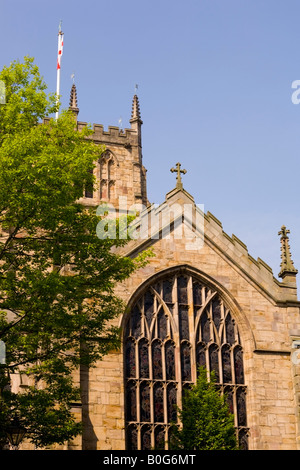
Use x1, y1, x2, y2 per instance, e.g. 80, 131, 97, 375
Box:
170, 162, 187, 189
278, 225, 290, 239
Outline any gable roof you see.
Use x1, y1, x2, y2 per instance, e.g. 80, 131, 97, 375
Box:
116, 185, 298, 305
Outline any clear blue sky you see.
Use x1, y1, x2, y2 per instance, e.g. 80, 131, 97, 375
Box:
2, 0, 300, 280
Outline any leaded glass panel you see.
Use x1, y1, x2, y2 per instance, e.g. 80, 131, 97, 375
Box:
165, 341, 175, 380
126, 381, 137, 421
209, 343, 219, 382
224, 386, 234, 415
177, 276, 188, 304
238, 428, 249, 450
158, 309, 167, 340
140, 382, 150, 422
181, 342, 191, 381
139, 339, 149, 378
144, 291, 154, 327
125, 339, 136, 378
222, 344, 232, 384
234, 346, 244, 384
179, 305, 189, 340
152, 340, 163, 379
167, 384, 177, 422
154, 425, 165, 450
163, 279, 173, 303
131, 305, 141, 339
201, 310, 211, 343
225, 313, 235, 344
193, 281, 202, 306
141, 425, 151, 450
196, 342, 206, 370
237, 388, 247, 427
212, 297, 222, 331
126, 425, 138, 450
153, 383, 164, 423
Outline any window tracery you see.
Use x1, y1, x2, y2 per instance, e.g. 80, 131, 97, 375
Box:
124, 272, 248, 450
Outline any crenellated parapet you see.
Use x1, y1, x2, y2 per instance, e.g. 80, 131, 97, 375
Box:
77, 123, 141, 151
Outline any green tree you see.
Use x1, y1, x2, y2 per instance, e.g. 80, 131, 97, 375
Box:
170, 367, 238, 450
0, 57, 151, 448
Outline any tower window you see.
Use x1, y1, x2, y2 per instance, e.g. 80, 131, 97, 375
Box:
99, 151, 116, 200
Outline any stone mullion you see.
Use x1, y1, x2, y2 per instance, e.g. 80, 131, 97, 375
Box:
148, 317, 154, 431
173, 276, 182, 412
187, 276, 197, 384
136, 368, 141, 422
230, 345, 235, 390
149, 381, 154, 449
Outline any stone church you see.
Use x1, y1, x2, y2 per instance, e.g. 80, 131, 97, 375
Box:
66, 84, 300, 451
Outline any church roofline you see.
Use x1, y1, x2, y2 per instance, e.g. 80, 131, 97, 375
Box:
117, 185, 297, 305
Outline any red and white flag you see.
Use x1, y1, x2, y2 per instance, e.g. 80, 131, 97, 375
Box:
57, 32, 64, 70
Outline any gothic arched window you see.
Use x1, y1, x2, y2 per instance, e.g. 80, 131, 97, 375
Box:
99, 150, 116, 201
124, 272, 248, 450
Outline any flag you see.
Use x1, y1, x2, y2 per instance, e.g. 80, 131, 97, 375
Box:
57, 32, 64, 70
55, 23, 64, 120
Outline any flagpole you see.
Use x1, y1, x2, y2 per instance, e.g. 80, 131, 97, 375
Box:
55, 65, 60, 120
55, 21, 64, 120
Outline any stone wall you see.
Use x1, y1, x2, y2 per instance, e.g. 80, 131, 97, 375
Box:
80, 194, 300, 450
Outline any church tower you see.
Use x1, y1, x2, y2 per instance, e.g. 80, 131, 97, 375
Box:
69, 85, 148, 211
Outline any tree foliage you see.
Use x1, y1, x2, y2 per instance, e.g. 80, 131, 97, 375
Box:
0, 57, 151, 448
170, 368, 238, 450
